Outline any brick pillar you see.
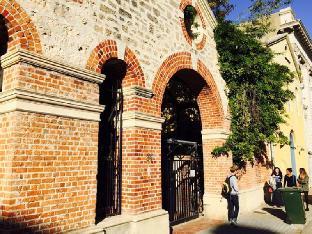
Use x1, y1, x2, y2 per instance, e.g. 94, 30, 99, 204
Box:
119, 87, 169, 234
0, 49, 104, 232
201, 128, 232, 220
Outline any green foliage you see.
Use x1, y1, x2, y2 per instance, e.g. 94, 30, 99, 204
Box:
208, 0, 234, 21
213, 21, 294, 163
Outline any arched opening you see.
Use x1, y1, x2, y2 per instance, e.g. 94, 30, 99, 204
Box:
290, 130, 297, 177
161, 69, 205, 226
96, 58, 127, 223
0, 14, 9, 92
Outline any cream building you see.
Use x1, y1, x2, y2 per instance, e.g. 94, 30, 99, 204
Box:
264, 7, 312, 179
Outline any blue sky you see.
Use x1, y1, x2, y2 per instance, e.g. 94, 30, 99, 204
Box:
228, 0, 312, 36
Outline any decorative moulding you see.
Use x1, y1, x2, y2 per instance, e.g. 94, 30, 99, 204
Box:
0, 89, 104, 121
122, 111, 164, 130
122, 86, 154, 99
201, 128, 229, 140
0, 49, 106, 84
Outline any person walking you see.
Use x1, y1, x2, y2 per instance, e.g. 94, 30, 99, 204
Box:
228, 165, 239, 225
284, 168, 296, 187
297, 168, 309, 211
271, 167, 283, 206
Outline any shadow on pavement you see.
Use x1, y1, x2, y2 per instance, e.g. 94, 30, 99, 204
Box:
205, 224, 277, 234
262, 207, 286, 221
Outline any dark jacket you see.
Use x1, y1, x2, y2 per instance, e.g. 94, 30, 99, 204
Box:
284, 175, 296, 187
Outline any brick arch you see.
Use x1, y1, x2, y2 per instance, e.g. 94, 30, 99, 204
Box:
152, 52, 224, 128
86, 40, 145, 87
0, 0, 42, 53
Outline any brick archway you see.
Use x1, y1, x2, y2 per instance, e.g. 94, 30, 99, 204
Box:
86, 40, 145, 88
155, 52, 229, 224
152, 52, 225, 128
0, 0, 42, 53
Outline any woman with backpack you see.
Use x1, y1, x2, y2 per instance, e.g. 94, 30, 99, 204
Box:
284, 168, 296, 187
297, 168, 309, 211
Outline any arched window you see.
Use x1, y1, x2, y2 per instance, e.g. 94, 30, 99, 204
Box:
96, 58, 127, 223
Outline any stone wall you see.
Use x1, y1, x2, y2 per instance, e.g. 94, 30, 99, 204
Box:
16, 0, 227, 105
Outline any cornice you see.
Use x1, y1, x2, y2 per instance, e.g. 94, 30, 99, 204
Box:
0, 49, 106, 84
122, 111, 164, 130
0, 89, 104, 121
278, 21, 312, 60
201, 128, 229, 140
123, 86, 154, 99
266, 33, 288, 47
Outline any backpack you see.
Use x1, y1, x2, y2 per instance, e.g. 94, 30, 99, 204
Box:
221, 175, 233, 198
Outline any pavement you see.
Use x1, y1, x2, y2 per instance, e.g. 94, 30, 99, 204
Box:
173, 204, 312, 234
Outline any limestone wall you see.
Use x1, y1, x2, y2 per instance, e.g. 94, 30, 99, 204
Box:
16, 0, 226, 106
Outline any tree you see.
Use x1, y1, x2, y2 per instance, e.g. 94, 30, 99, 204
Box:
208, 0, 291, 22
207, 0, 234, 21
212, 21, 294, 164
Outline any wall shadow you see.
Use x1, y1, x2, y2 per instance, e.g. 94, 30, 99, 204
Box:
0, 221, 36, 233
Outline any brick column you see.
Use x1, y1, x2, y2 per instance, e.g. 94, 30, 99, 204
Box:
201, 128, 232, 220
119, 87, 169, 234
0, 49, 104, 233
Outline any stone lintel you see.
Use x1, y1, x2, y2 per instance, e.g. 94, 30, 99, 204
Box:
123, 111, 164, 130
201, 128, 229, 140
0, 89, 104, 121
0, 49, 106, 84
123, 86, 154, 99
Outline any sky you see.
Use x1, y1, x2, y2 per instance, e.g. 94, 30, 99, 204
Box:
228, 0, 312, 36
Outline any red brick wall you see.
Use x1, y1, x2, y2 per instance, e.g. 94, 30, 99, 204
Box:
122, 128, 162, 214
0, 111, 98, 233
2, 63, 99, 104
202, 139, 233, 194
0, 112, 16, 220
238, 163, 271, 190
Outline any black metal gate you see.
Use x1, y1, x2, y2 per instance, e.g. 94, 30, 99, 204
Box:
96, 77, 123, 221
162, 138, 204, 226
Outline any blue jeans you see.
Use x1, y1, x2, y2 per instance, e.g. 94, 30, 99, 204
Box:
228, 194, 239, 221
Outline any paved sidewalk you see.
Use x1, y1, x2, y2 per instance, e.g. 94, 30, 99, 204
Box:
173, 204, 312, 234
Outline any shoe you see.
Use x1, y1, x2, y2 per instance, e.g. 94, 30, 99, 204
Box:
232, 218, 238, 225
305, 208, 309, 211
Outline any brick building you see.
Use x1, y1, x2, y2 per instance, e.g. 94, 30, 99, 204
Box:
0, 0, 270, 233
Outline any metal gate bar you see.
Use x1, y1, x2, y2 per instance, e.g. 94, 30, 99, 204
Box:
162, 138, 204, 226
